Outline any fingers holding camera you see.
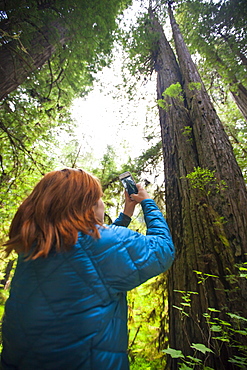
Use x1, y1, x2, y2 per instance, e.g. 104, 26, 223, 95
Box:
130, 183, 150, 203
123, 184, 151, 218
123, 190, 137, 218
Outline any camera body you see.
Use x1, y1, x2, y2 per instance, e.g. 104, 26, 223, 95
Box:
119, 172, 138, 195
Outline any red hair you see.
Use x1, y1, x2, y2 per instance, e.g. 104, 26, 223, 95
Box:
4, 168, 103, 259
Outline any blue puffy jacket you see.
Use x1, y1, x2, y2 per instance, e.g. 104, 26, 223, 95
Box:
1, 199, 175, 370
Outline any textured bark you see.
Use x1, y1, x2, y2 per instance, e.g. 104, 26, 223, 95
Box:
0, 20, 68, 101
196, 32, 247, 122
149, 7, 247, 370
216, 59, 247, 122
230, 83, 247, 122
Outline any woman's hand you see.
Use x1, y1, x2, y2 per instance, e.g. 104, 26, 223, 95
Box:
123, 190, 138, 218
123, 184, 150, 218
130, 183, 150, 203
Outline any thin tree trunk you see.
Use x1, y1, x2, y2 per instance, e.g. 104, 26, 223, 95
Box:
213, 55, 247, 121
220, 32, 247, 67
196, 38, 247, 122
230, 83, 247, 122
0, 260, 15, 289
0, 20, 68, 101
149, 6, 247, 369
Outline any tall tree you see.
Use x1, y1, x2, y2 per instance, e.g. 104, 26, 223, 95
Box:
0, 0, 130, 101
147, 4, 247, 369
176, 0, 247, 121
0, 0, 131, 235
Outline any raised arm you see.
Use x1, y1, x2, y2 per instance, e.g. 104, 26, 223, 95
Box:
89, 185, 175, 293
112, 184, 150, 227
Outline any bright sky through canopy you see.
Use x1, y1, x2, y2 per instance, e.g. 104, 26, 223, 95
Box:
70, 57, 157, 164
70, 0, 157, 165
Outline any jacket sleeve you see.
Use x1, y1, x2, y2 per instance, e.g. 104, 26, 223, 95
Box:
112, 212, 131, 227
90, 199, 175, 294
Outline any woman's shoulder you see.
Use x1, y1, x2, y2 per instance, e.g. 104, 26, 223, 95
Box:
101, 224, 136, 245
77, 225, 137, 256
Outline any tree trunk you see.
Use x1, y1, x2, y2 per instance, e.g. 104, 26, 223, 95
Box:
149, 6, 247, 369
197, 43, 247, 122
230, 83, 247, 122
215, 53, 247, 122
0, 20, 68, 101
192, 32, 247, 122
0, 260, 15, 289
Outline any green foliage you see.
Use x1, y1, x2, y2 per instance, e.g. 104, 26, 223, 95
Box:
173, 290, 198, 318
132, 140, 163, 178
0, 0, 132, 161
184, 167, 227, 197
164, 83, 183, 98
158, 83, 183, 110
164, 342, 214, 369
129, 356, 163, 370
166, 271, 247, 369
174, 0, 247, 183
181, 126, 193, 142
0, 0, 133, 239
121, 12, 161, 76
185, 167, 216, 193
0, 89, 74, 237
237, 261, 247, 279
193, 271, 220, 285
214, 97, 247, 182
182, 126, 192, 135
1, 0, 131, 70
188, 82, 202, 91
176, 0, 247, 87
128, 276, 167, 370
163, 348, 184, 359
190, 343, 213, 354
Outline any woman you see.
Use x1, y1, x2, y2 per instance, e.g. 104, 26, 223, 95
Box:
1, 168, 175, 370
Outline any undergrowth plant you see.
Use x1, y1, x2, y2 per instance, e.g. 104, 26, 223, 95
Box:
164, 267, 247, 369
128, 275, 168, 370
184, 167, 227, 198
157, 82, 183, 111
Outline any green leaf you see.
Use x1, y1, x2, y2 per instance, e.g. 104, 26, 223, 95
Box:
186, 356, 201, 363
173, 305, 183, 311
235, 330, 247, 335
188, 82, 202, 91
212, 336, 230, 342
229, 356, 247, 365
204, 273, 219, 278
215, 318, 231, 326
191, 343, 214, 354
193, 270, 203, 275
163, 83, 183, 98
210, 325, 222, 332
208, 307, 221, 312
173, 306, 189, 316
163, 348, 185, 359
179, 364, 193, 370
227, 313, 247, 322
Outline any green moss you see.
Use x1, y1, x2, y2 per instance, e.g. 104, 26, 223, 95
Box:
188, 82, 202, 91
